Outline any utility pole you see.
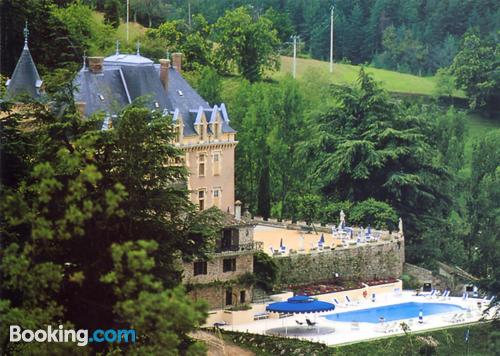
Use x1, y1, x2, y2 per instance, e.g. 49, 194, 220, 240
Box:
330, 5, 334, 73
292, 35, 298, 79
126, 0, 130, 43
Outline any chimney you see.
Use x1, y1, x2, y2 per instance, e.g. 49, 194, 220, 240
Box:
159, 59, 170, 91
172, 53, 182, 73
75, 101, 86, 117
88, 57, 104, 74
235, 200, 242, 221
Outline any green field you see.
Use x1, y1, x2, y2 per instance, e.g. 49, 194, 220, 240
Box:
275, 56, 465, 97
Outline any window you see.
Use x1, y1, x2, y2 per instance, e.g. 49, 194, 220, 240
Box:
198, 190, 205, 211
240, 290, 246, 303
223, 258, 236, 272
198, 154, 205, 176
225, 287, 233, 306
221, 229, 232, 250
199, 125, 204, 141
193, 261, 207, 276
213, 153, 220, 176
213, 187, 221, 208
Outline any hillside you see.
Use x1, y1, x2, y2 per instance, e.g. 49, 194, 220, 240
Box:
275, 56, 465, 98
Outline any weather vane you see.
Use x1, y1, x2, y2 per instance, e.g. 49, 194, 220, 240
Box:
23, 20, 29, 48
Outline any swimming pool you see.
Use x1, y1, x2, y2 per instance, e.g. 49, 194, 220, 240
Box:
323, 302, 467, 323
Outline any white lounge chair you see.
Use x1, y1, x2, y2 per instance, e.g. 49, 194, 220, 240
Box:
371, 293, 376, 303
279, 245, 287, 254
425, 289, 436, 298
440, 290, 450, 300
345, 295, 357, 306
462, 292, 469, 301
482, 296, 495, 305
333, 298, 346, 308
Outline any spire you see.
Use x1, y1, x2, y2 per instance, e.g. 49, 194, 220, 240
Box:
136, 41, 141, 55
23, 21, 29, 49
115, 40, 120, 55
6, 23, 42, 99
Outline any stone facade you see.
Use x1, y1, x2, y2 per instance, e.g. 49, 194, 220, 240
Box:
274, 239, 405, 286
182, 221, 258, 309
183, 253, 253, 284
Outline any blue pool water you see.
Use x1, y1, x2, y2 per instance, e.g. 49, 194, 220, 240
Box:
323, 302, 466, 323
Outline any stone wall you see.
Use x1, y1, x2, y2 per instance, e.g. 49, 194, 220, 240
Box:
188, 285, 252, 310
183, 253, 253, 284
274, 240, 404, 286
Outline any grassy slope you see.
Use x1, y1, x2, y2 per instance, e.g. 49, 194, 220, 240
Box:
91, 11, 146, 44
274, 56, 465, 97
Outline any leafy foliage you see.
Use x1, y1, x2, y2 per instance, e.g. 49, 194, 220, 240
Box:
212, 7, 280, 82
0, 96, 221, 353
450, 32, 499, 111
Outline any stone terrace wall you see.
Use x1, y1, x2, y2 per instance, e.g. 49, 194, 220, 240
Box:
274, 239, 404, 286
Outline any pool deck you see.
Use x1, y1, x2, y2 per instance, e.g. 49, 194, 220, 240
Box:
219, 292, 495, 346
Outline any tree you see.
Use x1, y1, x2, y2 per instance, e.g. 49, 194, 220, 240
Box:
434, 68, 455, 99
196, 67, 222, 105
1, 95, 221, 353
253, 251, 278, 292
303, 68, 452, 261
213, 7, 280, 82
104, 0, 121, 28
451, 33, 499, 111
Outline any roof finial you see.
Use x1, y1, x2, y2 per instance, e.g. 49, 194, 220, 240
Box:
23, 21, 29, 49
115, 40, 120, 55
136, 41, 141, 55
82, 50, 87, 70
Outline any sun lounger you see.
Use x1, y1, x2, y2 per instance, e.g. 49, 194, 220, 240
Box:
295, 320, 304, 325
306, 318, 316, 327
254, 312, 269, 320
425, 289, 436, 298
279, 245, 287, 254
462, 292, 469, 301
213, 321, 227, 328
439, 290, 450, 300
345, 295, 359, 305
333, 298, 346, 308
482, 296, 495, 305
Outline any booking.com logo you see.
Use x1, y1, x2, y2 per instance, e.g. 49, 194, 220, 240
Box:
10, 325, 136, 347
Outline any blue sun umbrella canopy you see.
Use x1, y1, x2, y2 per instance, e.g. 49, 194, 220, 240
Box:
266, 296, 335, 314
319, 234, 325, 244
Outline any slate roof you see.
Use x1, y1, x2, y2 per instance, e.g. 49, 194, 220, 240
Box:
6, 44, 42, 99
73, 52, 235, 136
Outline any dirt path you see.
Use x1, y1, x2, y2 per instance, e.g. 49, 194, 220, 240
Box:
190, 330, 255, 356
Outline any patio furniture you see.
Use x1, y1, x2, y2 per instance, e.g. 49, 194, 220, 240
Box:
295, 320, 304, 325
306, 318, 316, 328
254, 312, 269, 320
266, 296, 335, 335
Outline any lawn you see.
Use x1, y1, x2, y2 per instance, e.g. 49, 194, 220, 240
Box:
274, 56, 465, 98
222, 321, 499, 355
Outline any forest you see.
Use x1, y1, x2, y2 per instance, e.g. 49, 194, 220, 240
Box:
0, 0, 499, 354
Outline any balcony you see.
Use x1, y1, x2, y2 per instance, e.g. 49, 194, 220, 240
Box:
214, 241, 263, 255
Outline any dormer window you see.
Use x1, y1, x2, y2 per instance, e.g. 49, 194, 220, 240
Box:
199, 125, 204, 141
